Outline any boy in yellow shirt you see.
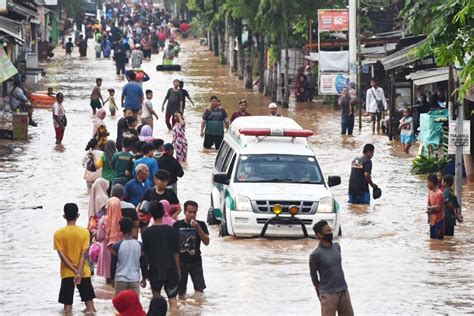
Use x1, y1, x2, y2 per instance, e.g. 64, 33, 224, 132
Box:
54, 203, 96, 314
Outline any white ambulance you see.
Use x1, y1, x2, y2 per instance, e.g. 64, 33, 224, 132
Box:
208, 116, 341, 237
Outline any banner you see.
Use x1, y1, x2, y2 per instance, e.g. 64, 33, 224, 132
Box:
448, 120, 471, 154
0, 48, 18, 83
319, 73, 349, 95
318, 9, 349, 32
319, 51, 349, 72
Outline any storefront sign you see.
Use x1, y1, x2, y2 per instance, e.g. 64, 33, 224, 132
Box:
448, 120, 470, 154
318, 9, 349, 32
319, 73, 349, 95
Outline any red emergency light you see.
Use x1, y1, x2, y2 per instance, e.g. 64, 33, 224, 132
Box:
239, 128, 314, 137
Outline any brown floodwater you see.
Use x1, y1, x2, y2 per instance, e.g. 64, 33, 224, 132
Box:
0, 39, 473, 315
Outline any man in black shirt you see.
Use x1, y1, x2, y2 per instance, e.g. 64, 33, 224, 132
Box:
157, 143, 184, 195
140, 170, 181, 225
173, 200, 209, 299
142, 201, 180, 310
348, 144, 378, 204
116, 109, 133, 151
179, 81, 194, 113
429, 87, 446, 109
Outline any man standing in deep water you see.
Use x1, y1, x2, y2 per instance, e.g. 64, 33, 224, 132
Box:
348, 143, 378, 204
309, 220, 353, 316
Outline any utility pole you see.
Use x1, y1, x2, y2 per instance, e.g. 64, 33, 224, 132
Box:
450, 64, 464, 205
349, 0, 362, 130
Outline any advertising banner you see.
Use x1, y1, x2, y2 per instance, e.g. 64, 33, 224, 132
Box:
319, 51, 349, 72
319, 73, 349, 95
318, 9, 349, 32
448, 120, 471, 154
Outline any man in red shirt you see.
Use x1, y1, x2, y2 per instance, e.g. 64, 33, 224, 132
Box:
230, 99, 251, 123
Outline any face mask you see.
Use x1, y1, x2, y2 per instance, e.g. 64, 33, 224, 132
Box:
321, 233, 333, 242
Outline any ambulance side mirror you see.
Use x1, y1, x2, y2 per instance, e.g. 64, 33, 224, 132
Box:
213, 173, 230, 185
328, 176, 341, 187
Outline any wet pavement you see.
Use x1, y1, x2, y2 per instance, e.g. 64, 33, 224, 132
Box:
0, 39, 473, 315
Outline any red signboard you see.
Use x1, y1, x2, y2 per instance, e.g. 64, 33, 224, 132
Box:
318, 9, 349, 32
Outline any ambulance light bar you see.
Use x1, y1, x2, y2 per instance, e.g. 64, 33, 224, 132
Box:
239, 128, 314, 137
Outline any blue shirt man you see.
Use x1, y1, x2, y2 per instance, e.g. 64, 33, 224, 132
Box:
124, 164, 153, 206
121, 72, 144, 112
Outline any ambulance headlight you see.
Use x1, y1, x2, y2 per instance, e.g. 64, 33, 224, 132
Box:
318, 197, 334, 213
235, 195, 253, 212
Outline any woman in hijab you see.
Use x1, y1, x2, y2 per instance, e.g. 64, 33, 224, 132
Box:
83, 138, 103, 191
87, 178, 110, 232
96, 140, 116, 193
139, 124, 154, 144
113, 290, 146, 316
93, 109, 109, 148
96, 196, 122, 283
148, 200, 176, 227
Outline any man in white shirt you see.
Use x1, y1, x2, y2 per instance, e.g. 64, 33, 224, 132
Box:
365, 78, 387, 133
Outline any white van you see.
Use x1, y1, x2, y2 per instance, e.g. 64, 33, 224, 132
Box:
208, 116, 341, 238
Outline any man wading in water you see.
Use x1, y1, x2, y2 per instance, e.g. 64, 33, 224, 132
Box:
309, 220, 353, 316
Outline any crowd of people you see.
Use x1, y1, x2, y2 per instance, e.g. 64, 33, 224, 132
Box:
42, 4, 466, 315
65, 2, 184, 77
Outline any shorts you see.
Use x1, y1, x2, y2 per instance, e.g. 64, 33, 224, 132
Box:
150, 278, 179, 299
430, 220, 444, 240
370, 112, 382, 122
90, 99, 102, 110
58, 277, 95, 305
114, 280, 140, 296
203, 134, 223, 150
143, 49, 151, 58
348, 192, 370, 204
178, 261, 207, 295
400, 133, 415, 144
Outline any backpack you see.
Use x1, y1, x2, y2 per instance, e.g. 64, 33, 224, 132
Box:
86, 151, 97, 172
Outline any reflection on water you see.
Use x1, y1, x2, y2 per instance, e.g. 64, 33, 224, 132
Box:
0, 39, 473, 315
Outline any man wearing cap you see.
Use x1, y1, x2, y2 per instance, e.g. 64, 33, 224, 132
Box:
268, 103, 281, 117
201, 96, 229, 150
157, 143, 184, 195
131, 43, 144, 68
230, 99, 251, 123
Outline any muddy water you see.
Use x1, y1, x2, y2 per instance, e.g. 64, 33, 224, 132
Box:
0, 39, 473, 315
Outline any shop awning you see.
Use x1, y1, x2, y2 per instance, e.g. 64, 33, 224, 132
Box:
405, 67, 449, 86
0, 47, 18, 82
380, 39, 427, 70
0, 16, 24, 44
7, 2, 40, 23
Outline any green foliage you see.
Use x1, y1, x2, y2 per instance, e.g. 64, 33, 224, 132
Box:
411, 155, 451, 174
59, 0, 84, 17
402, 0, 474, 100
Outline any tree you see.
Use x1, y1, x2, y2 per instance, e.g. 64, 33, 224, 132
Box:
402, 0, 474, 99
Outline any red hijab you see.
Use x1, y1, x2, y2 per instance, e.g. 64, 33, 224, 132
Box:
112, 290, 146, 316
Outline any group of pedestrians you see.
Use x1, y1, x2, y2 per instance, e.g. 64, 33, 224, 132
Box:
56, 138, 210, 314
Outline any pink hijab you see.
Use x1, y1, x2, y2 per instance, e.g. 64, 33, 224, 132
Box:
148, 200, 176, 226
88, 178, 110, 217
104, 197, 123, 246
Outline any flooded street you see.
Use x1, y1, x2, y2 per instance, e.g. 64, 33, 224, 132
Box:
1, 39, 473, 315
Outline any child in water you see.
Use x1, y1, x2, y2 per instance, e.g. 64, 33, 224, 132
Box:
104, 89, 118, 116
426, 174, 445, 240
399, 109, 414, 154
